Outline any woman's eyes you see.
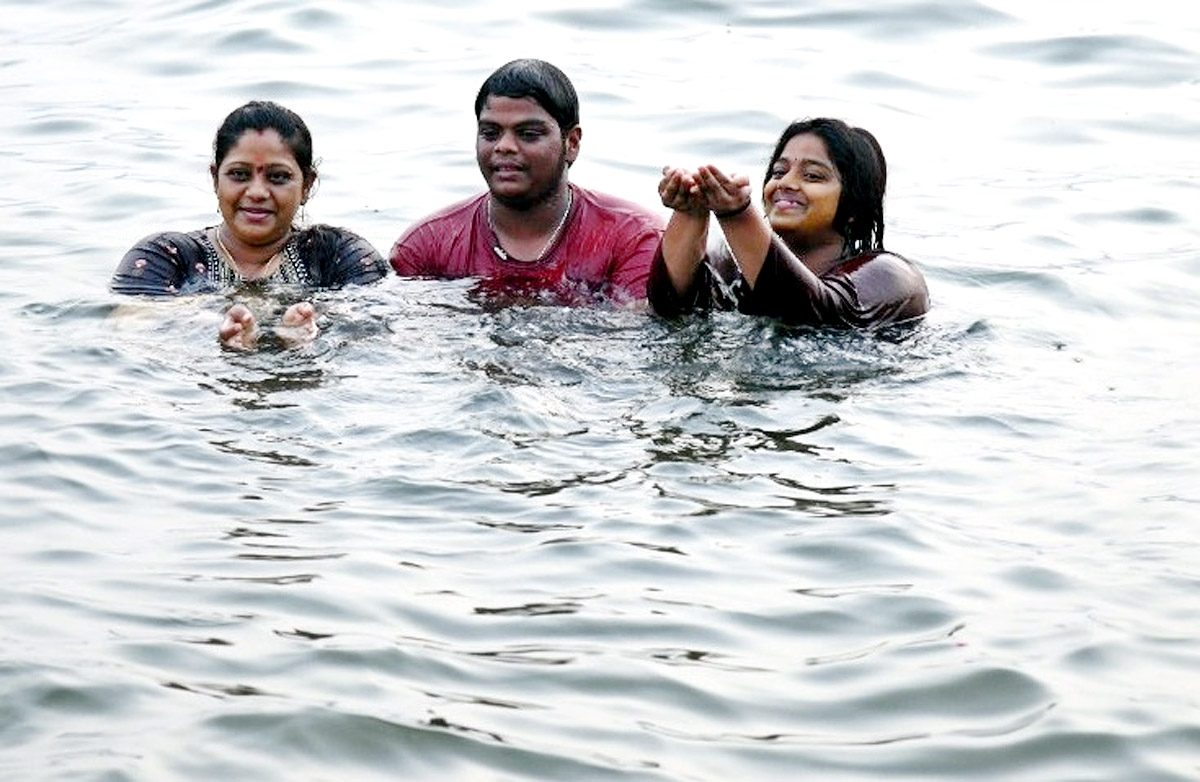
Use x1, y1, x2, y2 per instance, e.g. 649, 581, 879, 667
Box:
224, 169, 293, 184
770, 166, 831, 181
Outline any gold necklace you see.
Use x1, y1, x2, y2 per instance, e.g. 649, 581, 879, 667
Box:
488, 189, 572, 262
213, 227, 286, 281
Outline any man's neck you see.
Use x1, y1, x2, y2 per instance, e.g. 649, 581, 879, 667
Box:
489, 184, 572, 241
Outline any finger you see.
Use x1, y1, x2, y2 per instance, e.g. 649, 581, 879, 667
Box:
225, 304, 256, 330
700, 165, 736, 191
696, 166, 722, 187
695, 169, 727, 200
282, 302, 315, 326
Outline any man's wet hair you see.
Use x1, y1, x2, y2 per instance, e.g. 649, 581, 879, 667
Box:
475, 59, 580, 132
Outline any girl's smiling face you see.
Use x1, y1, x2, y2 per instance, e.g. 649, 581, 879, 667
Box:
762, 132, 843, 248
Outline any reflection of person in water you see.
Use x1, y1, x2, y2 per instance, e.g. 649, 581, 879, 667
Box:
649, 118, 929, 328
111, 101, 388, 350
389, 59, 663, 306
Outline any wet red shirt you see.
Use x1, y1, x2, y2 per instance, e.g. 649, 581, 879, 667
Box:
389, 184, 663, 305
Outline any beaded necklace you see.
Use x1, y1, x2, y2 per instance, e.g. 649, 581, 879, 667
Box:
487, 189, 573, 262
207, 227, 307, 287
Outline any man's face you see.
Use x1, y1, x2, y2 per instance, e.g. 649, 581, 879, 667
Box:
476, 95, 580, 209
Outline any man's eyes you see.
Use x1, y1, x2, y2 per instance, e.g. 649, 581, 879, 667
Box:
479, 126, 547, 142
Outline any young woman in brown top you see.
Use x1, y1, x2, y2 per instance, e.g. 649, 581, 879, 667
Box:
649, 118, 928, 328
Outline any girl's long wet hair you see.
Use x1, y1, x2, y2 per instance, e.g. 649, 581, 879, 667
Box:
764, 118, 887, 255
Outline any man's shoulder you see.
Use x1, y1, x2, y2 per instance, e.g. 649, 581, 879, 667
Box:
399, 193, 486, 238
390, 193, 486, 274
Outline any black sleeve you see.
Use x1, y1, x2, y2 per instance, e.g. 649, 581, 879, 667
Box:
646, 240, 748, 317
738, 238, 929, 328
648, 242, 711, 316
736, 237, 857, 326
110, 232, 203, 296
299, 225, 389, 288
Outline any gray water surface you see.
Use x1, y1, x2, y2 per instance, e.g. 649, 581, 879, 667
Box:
2, 1, 1199, 780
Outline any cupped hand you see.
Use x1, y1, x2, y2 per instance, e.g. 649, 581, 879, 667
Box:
659, 166, 708, 215
696, 165, 753, 216
274, 301, 319, 347
219, 303, 258, 351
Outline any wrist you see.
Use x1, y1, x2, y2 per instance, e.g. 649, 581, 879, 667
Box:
714, 200, 752, 220
669, 204, 709, 219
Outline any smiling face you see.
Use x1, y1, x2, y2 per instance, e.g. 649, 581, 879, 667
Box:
762, 133, 843, 249
211, 128, 309, 250
476, 95, 580, 210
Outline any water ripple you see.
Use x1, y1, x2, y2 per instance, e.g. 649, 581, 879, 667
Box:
4, 2, 1200, 781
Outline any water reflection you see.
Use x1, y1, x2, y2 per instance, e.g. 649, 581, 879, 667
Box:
474, 602, 583, 616
8, 1, 1200, 779
206, 435, 320, 465
201, 365, 327, 411
645, 316, 940, 400
639, 416, 838, 464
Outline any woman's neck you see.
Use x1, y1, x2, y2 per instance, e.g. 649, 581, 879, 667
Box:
217, 225, 291, 270
783, 233, 848, 276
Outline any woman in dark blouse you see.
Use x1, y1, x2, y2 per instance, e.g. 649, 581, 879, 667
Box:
649, 118, 928, 328
111, 100, 387, 349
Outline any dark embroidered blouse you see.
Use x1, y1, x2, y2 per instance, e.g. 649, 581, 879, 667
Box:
111, 225, 387, 296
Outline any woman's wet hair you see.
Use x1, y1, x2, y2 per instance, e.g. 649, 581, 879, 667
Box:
474, 59, 580, 132
765, 118, 887, 254
212, 101, 317, 186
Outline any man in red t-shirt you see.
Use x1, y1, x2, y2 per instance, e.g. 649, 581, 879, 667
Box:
389, 59, 663, 305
